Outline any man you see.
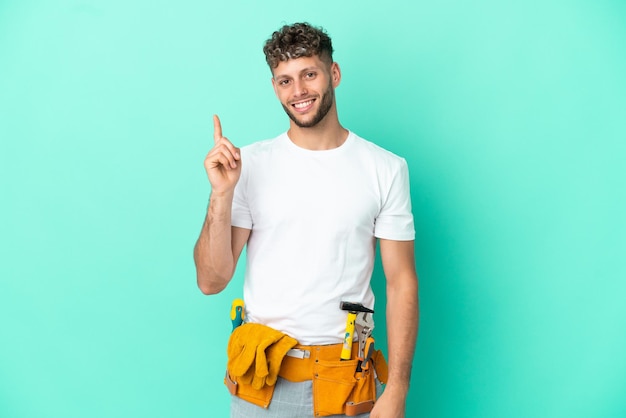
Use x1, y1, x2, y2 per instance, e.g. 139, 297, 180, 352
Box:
194, 22, 418, 418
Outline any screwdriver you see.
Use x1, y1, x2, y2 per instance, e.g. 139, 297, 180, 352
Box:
230, 298, 245, 332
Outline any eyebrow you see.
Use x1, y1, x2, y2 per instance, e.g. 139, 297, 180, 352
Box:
273, 66, 321, 80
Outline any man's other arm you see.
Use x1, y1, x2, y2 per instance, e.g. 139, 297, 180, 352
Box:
371, 239, 419, 418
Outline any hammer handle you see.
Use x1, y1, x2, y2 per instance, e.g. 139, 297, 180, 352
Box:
341, 311, 357, 360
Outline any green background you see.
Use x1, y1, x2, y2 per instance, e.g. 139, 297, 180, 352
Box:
1, 0, 625, 417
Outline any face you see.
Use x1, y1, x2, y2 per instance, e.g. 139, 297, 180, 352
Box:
271, 55, 341, 128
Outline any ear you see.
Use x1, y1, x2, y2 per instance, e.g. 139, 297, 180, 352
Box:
271, 77, 279, 97
330, 62, 341, 88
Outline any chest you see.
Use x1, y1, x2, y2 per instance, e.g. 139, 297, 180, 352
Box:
246, 155, 381, 231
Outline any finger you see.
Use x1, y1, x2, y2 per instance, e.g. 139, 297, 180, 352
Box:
221, 137, 241, 161
207, 147, 238, 169
213, 114, 222, 144
212, 117, 240, 161
214, 136, 241, 162
206, 153, 235, 171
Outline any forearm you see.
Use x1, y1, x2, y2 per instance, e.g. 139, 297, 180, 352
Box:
194, 191, 236, 294
385, 272, 419, 392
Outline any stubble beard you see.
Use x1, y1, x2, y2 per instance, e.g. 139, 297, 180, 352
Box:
282, 82, 335, 128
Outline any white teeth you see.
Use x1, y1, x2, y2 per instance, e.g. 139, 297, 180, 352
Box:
294, 100, 313, 109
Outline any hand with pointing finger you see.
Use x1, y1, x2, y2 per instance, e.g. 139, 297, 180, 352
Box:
204, 115, 242, 194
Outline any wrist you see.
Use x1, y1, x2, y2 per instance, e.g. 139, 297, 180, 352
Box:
209, 189, 235, 200
383, 379, 410, 397
207, 190, 235, 222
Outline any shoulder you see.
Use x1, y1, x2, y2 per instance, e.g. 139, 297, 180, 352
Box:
240, 134, 283, 158
238, 133, 288, 172
349, 132, 408, 170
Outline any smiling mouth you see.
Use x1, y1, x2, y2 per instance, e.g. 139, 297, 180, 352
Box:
292, 99, 315, 110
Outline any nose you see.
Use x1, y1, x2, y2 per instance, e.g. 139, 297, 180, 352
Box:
293, 79, 308, 97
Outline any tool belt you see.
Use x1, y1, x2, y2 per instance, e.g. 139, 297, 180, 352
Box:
225, 324, 388, 416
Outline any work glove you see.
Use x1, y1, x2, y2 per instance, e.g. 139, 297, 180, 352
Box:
239, 334, 298, 390
226, 323, 286, 379
250, 334, 297, 390
235, 335, 279, 387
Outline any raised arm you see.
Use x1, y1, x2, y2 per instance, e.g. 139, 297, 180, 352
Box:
371, 239, 419, 418
194, 115, 250, 295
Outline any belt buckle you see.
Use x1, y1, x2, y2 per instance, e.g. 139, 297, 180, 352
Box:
286, 348, 311, 359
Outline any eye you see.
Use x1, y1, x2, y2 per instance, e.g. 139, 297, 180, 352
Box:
305, 72, 316, 79
278, 79, 291, 86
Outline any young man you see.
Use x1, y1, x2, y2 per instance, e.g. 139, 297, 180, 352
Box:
194, 23, 418, 418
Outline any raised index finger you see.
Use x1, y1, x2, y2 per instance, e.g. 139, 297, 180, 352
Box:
213, 114, 223, 144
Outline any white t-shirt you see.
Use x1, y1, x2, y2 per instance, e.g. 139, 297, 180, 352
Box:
231, 131, 414, 345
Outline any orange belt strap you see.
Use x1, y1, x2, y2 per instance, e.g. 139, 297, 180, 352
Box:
279, 342, 358, 382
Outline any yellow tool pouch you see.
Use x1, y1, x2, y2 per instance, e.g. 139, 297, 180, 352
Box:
343, 350, 388, 416
371, 349, 388, 383
225, 370, 275, 409
313, 351, 387, 416
280, 342, 388, 417
312, 357, 360, 416
344, 368, 376, 416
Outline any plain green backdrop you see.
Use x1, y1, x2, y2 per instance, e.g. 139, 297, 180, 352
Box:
1, 0, 625, 417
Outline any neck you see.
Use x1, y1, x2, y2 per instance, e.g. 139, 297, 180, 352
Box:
287, 108, 348, 151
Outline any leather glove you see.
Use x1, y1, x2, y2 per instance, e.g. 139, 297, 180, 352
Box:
237, 361, 256, 386
236, 333, 281, 386
251, 334, 298, 389
226, 323, 286, 378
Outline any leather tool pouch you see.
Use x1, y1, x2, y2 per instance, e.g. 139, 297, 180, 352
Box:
312, 358, 359, 416
344, 349, 389, 416
225, 371, 275, 409
372, 349, 388, 383
313, 349, 388, 417
345, 367, 376, 416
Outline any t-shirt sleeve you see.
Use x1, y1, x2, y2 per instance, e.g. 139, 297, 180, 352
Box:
374, 159, 415, 241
